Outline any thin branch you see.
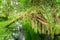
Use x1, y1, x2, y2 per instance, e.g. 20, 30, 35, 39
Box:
5, 9, 31, 27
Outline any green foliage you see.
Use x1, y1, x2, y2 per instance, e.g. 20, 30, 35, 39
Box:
22, 19, 41, 40
0, 0, 60, 40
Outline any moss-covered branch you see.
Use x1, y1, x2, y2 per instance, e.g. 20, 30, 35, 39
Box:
5, 9, 31, 27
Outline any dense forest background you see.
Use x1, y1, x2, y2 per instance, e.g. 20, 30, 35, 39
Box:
0, 0, 60, 40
